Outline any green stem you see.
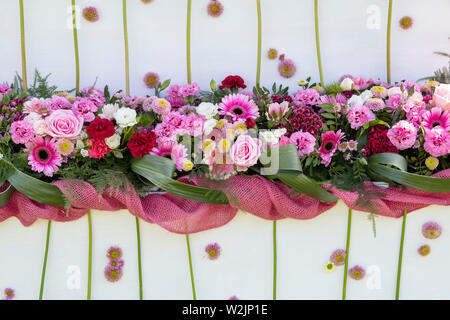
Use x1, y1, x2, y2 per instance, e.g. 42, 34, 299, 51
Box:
273, 220, 277, 300
71, 0, 80, 93
314, 0, 324, 87
395, 209, 407, 300
122, 0, 130, 95
342, 208, 352, 300
19, 0, 27, 91
186, 0, 192, 84
386, 0, 393, 84
185, 234, 196, 300
256, 0, 262, 86
136, 217, 143, 300
38, 221, 52, 300
87, 211, 92, 300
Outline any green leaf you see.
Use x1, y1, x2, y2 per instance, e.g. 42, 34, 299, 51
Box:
368, 153, 450, 193
362, 120, 390, 130
131, 155, 228, 204
0, 183, 15, 207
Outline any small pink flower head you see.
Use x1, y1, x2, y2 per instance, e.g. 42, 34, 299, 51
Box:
318, 130, 344, 166
179, 83, 201, 98
107, 246, 123, 260
141, 0, 153, 4
432, 84, 450, 110
104, 266, 123, 282
143, 72, 160, 89
293, 89, 320, 106
349, 265, 366, 280
207, 0, 224, 17
4, 288, 15, 300
422, 221, 442, 240
171, 143, 188, 171
387, 120, 417, 150
330, 249, 346, 266
108, 259, 125, 270
267, 48, 278, 60
365, 98, 386, 111
83, 6, 99, 22
228, 295, 239, 300
352, 77, 372, 91
346, 105, 376, 130
399, 16, 413, 30
55, 139, 74, 156
205, 243, 221, 260
47, 95, 72, 111
28, 137, 62, 177
142, 96, 158, 112
266, 101, 289, 121
289, 131, 316, 158
152, 98, 172, 115
10, 120, 35, 144
424, 127, 450, 157
418, 244, 431, 256
72, 98, 98, 122
347, 140, 358, 151
278, 58, 297, 78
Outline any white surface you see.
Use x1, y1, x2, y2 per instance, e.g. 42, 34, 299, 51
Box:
0, 0, 449, 300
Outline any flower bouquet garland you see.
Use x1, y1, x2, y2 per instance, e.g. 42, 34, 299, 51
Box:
0, 74, 449, 232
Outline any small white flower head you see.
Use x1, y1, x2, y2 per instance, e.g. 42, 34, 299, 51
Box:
348, 95, 364, 108
388, 86, 402, 97
260, 130, 279, 146
196, 102, 218, 120
114, 107, 137, 128
360, 90, 373, 102
273, 128, 287, 138
203, 118, 218, 135
80, 149, 89, 157
0, 153, 4, 160
100, 103, 120, 120
340, 78, 354, 91
75, 139, 85, 149
105, 134, 121, 149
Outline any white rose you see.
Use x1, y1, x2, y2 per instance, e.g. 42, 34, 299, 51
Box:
348, 95, 364, 108
114, 107, 137, 128
388, 87, 402, 97
360, 90, 373, 102
105, 134, 121, 149
340, 78, 354, 91
203, 118, 218, 135
196, 102, 218, 120
100, 103, 120, 120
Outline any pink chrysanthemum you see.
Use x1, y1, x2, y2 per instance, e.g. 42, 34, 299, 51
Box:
365, 98, 385, 111
267, 48, 278, 60
143, 72, 160, 89
338, 141, 348, 152
278, 58, 297, 78
205, 243, 221, 260
422, 107, 450, 132
422, 221, 442, 240
424, 127, 450, 157
330, 249, 346, 266
83, 6, 99, 22
387, 120, 417, 150
55, 139, 74, 156
418, 244, 431, 256
318, 130, 345, 166
108, 259, 125, 270
104, 266, 123, 282
289, 131, 316, 158
349, 265, 366, 280
219, 94, 259, 122
10, 120, 35, 144
107, 246, 123, 260
207, 0, 224, 17
228, 295, 240, 300
28, 137, 62, 177
347, 140, 358, 151
346, 105, 376, 130
4, 288, 15, 300
399, 16, 413, 30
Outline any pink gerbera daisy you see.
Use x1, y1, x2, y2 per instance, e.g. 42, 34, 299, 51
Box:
28, 137, 62, 177
349, 265, 366, 280
422, 107, 450, 132
205, 243, 221, 260
218, 94, 259, 122
151, 141, 175, 158
278, 57, 297, 78
143, 72, 160, 89
318, 130, 345, 166
422, 221, 442, 239
207, 0, 224, 17
424, 127, 450, 157
83, 6, 99, 22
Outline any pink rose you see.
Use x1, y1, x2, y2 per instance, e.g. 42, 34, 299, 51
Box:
230, 135, 262, 171
45, 109, 83, 139
433, 84, 450, 110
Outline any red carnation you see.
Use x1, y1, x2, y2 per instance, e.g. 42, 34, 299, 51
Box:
86, 117, 115, 139
363, 125, 398, 156
127, 131, 157, 158
87, 139, 111, 159
219, 75, 247, 90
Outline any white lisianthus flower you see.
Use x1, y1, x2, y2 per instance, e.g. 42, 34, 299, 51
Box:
105, 134, 121, 149
360, 90, 373, 102
203, 118, 218, 135
273, 128, 287, 138
114, 107, 137, 128
260, 131, 279, 146
100, 103, 120, 120
340, 78, 354, 91
196, 102, 218, 120
348, 95, 364, 108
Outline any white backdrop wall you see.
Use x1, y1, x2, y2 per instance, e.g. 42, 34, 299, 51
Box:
0, 0, 449, 300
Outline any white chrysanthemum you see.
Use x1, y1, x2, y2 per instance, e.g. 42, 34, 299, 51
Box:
114, 107, 137, 128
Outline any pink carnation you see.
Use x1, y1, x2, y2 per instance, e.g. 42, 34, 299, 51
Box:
182, 113, 205, 137
387, 120, 417, 150
293, 89, 320, 106
346, 105, 376, 129
386, 94, 403, 109
166, 85, 184, 106
47, 95, 72, 111
179, 83, 201, 98
289, 131, 316, 157
424, 127, 450, 157
352, 77, 372, 91
10, 120, 35, 144
72, 98, 98, 122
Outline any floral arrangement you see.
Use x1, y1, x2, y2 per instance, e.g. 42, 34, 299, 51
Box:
1, 73, 449, 230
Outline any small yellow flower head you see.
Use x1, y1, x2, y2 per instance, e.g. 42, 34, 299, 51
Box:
371, 86, 388, 99
216, 119, 228, 129
418, 244, 431, 256
298, 80, 309, 87
312, 86, 325, 95
426, 80, 440, 88
67, 96, 75, 103
234, 122, 247, 135
57, 92, 69, 97
267, 48, 278, 60
203, 139, 216, 153
425, 157, 439, 171
324, 261, 336, 273
218, 138, 231, 153
182, 160, 194, 171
